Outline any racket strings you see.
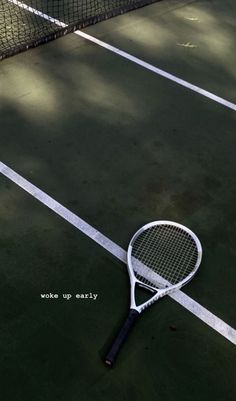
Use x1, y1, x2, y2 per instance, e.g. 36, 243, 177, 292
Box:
136, 238, 197, 280
131, 224, 199, 286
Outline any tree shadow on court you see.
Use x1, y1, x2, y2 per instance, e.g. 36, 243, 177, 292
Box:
0, 2, 236, 400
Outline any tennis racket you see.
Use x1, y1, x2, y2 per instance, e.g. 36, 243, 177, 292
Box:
105, 220, 202, 366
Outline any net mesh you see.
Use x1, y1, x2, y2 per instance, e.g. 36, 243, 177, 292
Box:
131, 224, 200, 288
0, 0, 160, 60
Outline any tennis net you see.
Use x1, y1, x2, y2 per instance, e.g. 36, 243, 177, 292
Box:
0, 0, 160, 60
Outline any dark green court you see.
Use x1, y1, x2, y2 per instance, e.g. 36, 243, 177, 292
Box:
0, 1, 235, 401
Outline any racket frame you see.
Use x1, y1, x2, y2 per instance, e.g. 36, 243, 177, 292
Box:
105, 220, 202, 366
127, 220, 202, 313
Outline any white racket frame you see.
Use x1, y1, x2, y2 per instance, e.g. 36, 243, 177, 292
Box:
127, 220, 202, 313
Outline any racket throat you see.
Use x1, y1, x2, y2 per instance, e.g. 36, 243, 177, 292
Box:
131, 282, 159, 312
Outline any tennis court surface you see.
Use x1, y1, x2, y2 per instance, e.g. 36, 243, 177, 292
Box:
0, 1, 236, 400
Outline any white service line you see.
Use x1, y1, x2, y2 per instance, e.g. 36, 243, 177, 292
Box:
0, 161, 235, 345
8, 0, 236, 112
76, 31, 236, 112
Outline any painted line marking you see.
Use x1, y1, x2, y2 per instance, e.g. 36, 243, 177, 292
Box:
0, 161, 235, 345
75, 31, 236, 112
8, 0, 236, 111
8, 0, 67, 28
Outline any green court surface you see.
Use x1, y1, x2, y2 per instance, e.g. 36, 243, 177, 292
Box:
0, 1, 236, 401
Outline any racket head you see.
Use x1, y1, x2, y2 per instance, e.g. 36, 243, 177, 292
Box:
127, 221, 202, 292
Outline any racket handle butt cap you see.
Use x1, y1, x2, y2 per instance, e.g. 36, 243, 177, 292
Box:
105, 359, 113, 367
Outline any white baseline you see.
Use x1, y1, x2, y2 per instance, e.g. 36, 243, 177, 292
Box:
0, 161, 235, 345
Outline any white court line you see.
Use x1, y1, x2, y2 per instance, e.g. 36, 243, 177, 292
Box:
75, 31, 236, 112
0, 161, 235, 345
8, 0, 236, 112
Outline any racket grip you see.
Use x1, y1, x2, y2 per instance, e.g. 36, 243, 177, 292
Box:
105, 309, 139, 367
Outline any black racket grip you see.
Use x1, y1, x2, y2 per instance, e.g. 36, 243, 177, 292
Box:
105, 309, 139, 367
